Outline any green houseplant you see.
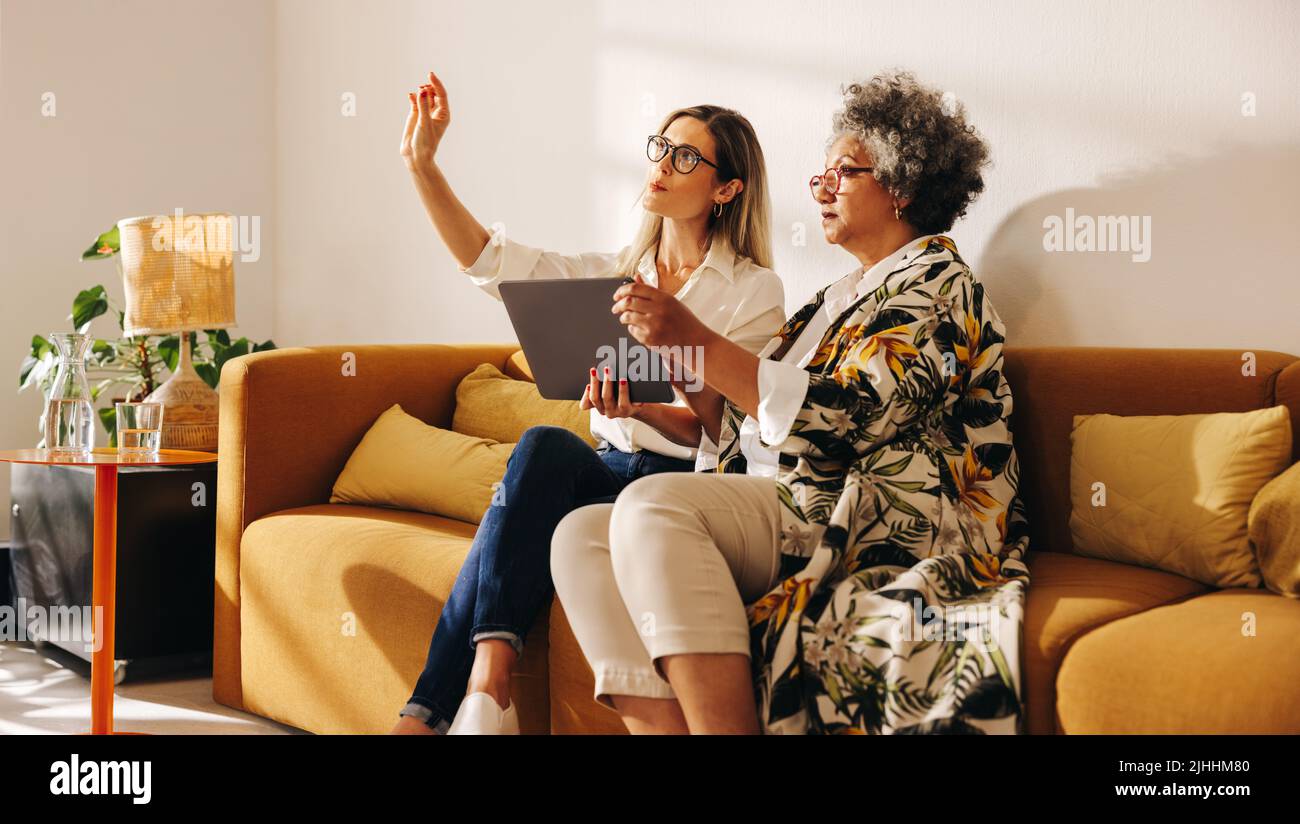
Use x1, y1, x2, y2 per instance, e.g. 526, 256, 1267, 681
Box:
17, 224, 276, 447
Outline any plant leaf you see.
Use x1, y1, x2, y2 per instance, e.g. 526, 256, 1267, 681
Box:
71, 285, 109, 332
90, 376, 126, 402
18, 354, 37, 389
97, 406, 117, 447
81, 225, 120, 260
213, 338, 250, 375
90, 339, 119, 367
157, 335, 179, 372
19, 335, 50, 388
194, 362, 220, 388
18, 351, 55, 392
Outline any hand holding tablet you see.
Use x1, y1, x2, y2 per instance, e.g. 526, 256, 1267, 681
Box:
610, 274, 715, 350
498, 277, 676, 403
580, 365, 643, 419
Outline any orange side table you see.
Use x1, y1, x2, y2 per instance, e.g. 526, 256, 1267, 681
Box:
0, 447, 218, 734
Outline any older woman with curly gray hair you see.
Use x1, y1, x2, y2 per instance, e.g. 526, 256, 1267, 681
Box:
552, 70, 1032, 735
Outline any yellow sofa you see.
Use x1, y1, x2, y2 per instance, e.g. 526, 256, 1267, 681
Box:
213, 343, 1300, 734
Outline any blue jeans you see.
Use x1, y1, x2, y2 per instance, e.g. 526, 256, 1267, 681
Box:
399, 425, 696, 731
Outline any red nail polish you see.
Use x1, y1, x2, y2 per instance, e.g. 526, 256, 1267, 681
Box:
619, 379, 627, 384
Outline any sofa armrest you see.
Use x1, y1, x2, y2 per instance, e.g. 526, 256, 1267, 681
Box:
213, 342, 519, 709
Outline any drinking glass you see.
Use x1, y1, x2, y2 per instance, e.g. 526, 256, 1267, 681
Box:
115, 402, 164, 454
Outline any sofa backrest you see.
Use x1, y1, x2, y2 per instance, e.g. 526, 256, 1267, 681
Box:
1003, 346, 1299, 555
503, 345, 1300, 556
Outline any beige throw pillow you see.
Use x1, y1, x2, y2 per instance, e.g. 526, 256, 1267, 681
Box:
330, 403, 512, 524
452, 362, 596, 447
1246, 459, 1300, 598
1068, 406, 1292, 588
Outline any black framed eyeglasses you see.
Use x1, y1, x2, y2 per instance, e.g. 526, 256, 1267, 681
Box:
809, 165, 875, 196
647, 134, 719, 175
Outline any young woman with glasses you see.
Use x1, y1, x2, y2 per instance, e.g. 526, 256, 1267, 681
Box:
391, 70, 785, 734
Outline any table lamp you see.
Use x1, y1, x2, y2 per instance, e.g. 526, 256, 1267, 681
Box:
116, 212, 236, 452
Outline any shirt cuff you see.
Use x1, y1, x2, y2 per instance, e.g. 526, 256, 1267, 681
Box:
458, 235, 544, 299
458, 234, 501, 276
756, 358, 810, 447
694, 427, 720, 472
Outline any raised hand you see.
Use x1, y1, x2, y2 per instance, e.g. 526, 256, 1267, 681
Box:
401, 70, 451, 174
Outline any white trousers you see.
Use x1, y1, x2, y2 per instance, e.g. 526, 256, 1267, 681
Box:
550, 471, 783, 709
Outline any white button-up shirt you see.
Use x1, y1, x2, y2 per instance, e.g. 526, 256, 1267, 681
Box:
696, 234, 940, 474
460, 233, 786, 460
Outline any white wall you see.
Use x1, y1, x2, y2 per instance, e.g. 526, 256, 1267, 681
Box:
272, 0, 1300, 354
0, 0, 276, 540
2, 0, 1298, 539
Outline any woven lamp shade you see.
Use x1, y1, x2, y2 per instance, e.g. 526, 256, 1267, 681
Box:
117, 213, 236, 335
116, 212, 238, 452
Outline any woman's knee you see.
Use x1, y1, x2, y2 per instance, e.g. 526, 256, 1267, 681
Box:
517, 425, 588, 456
501, 426, 591, 491
549, 504, 612, 586
508, 426, 591, 478
609, 474, 688, 544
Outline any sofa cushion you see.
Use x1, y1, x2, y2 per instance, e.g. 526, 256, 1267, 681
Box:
1247, 459, 1300, 598
1056, 588, 1300, 733
329, 403, 513, 524
453, 362, 596, 447
1000, 347, 1296, 563
238, 503, 549, 734
1068, 406, 1292, 588
502, 350, 534, 382
1022, 552, 1209, 735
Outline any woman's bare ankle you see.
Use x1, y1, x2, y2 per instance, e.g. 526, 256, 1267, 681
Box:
466, 639, 517, 710
390, 715, 440, 735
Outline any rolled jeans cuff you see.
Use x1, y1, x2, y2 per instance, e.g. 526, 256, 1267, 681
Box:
399, 699, 451, 734
472, 628, 524, 658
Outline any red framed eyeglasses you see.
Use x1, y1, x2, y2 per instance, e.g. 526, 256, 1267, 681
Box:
809, 165, 875, 196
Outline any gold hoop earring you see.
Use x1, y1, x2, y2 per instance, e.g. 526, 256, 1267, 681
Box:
893, 202, 902, 221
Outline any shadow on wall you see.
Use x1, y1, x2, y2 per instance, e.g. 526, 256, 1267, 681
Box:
979, 143, 1300, 350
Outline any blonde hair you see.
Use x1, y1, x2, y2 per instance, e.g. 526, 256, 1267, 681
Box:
616, 106, 773, 276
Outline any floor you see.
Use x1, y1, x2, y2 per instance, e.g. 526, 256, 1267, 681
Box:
0, 641, 306, 735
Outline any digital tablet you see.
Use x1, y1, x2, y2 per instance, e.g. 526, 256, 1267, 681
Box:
498, 277, 675, 404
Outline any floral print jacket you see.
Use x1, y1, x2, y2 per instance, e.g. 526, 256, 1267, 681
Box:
715, 235, 1032, 734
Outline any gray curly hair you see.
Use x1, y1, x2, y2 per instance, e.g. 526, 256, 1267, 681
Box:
829, 70, 990, 235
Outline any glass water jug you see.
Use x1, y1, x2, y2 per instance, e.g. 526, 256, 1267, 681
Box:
43, 331, 96, 454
